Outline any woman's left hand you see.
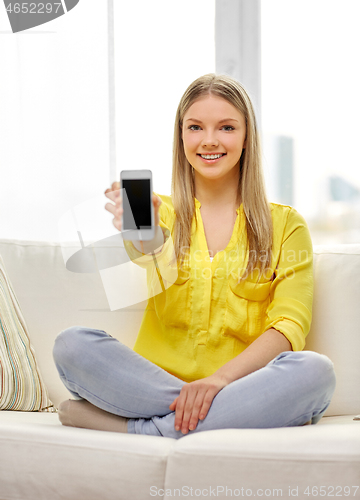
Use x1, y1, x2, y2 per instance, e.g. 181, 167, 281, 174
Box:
169, 373, 229, 434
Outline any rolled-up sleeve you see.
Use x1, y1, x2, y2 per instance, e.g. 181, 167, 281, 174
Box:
264, 208, 313, 351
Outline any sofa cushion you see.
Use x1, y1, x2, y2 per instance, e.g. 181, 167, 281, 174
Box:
306, 245, 360, 416
0, 410, 175, 500
0, 253, 54, 412
0, 412, 357, 500
164, 424, 360, 498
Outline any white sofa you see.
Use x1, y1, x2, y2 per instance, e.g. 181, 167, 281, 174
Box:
0, 239, 359, 500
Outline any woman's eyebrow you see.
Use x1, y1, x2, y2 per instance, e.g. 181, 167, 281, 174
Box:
185, 118, 239, 123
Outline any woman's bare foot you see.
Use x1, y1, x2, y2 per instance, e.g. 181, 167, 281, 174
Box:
58, 399, 128, 433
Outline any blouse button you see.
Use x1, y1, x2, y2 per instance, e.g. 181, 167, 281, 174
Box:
198, 330, 207, 345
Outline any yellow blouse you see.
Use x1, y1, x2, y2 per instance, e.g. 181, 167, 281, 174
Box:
123, 194, 313, 383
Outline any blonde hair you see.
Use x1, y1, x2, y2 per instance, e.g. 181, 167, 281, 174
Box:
171, 73, 273, 281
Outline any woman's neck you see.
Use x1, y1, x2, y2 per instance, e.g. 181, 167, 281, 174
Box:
194, 174, 241, 211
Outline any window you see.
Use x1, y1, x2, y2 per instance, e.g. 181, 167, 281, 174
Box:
0, 0, 215, 242
0, 0, 109, 241
261, 0, 360, 244
113, 0, 215, 197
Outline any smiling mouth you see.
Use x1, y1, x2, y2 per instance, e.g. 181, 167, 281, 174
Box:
197, 153, 227, 160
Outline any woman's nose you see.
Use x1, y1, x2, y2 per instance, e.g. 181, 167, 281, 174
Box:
201, 133, 219, 147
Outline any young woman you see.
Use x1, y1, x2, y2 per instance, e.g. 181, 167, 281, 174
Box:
53, 73, 336, 438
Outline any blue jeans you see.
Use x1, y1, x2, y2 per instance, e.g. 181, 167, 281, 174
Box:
53, 326, 336, 439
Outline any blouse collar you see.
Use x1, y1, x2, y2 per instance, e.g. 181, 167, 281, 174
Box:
194, 197, 243, 214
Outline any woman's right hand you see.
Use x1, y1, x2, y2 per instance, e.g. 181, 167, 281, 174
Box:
104, 181, 123, 232
104, 181, 162, 233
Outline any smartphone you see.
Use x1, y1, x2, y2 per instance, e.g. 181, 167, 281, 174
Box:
120, 169, 155, 241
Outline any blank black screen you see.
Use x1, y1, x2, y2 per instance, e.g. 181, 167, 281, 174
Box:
122, 179, 151, 230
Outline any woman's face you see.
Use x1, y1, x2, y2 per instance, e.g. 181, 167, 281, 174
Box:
182, 94, 246, 183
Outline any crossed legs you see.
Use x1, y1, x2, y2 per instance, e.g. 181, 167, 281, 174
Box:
53, 327, 336, 439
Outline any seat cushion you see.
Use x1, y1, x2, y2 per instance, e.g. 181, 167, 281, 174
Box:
0, 412, 358, 499
0, 411, 175, 500
164, 419, 360, 498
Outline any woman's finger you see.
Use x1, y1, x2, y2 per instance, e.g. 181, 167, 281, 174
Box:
105, 202, 123, 218
152, 193, 162, 205
195, 389, 217, 427
152, 194, 162, 227
198, 399, 212, 421
169, 396, 178, 411
112, 218, 122, 232
104, 181, 120, 195
179, 389, 198, 434
174, 388, 188, 432
105, 188, 121, 204
186, 390, 209, 431
104, 182, 123, 231
104, 181, 121, 200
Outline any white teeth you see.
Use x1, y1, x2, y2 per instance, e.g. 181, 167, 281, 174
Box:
200, 154, 224, 159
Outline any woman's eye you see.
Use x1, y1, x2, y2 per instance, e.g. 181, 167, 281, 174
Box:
187, 124, 234, 131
